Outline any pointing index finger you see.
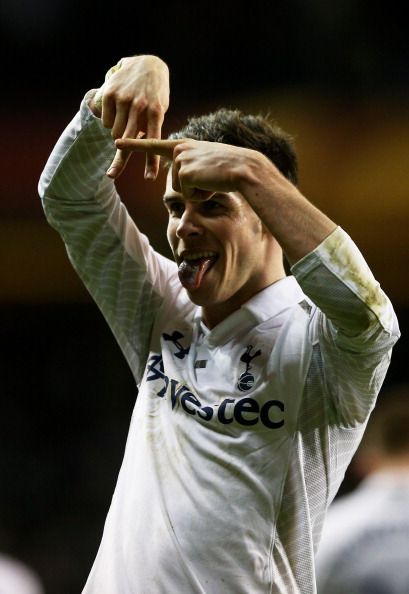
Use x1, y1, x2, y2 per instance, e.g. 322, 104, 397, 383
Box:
115, 138, 184, 159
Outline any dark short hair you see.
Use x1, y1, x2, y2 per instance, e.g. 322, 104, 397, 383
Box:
168, 108, 298, 185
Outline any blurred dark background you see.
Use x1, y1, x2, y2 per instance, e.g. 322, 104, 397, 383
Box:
1, 1, 408, 591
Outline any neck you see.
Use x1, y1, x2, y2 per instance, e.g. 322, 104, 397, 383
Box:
202, 269, 286, 329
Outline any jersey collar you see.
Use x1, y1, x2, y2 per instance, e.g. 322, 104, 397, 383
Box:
194, 275, 307, 346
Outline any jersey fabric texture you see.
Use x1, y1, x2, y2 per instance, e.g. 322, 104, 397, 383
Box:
315, 470, 409, 594
38, 97, 400, 594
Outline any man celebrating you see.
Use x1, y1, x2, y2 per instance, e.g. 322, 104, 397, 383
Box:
38, 55, 399, 593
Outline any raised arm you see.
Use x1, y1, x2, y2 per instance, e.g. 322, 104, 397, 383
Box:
226, 147, 337, 265
38, 56, 174, 381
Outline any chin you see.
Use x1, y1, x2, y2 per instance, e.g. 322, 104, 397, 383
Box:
182, 286, 218, 307
184, 290, 210, 307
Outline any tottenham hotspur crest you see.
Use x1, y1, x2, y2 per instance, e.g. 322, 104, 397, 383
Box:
237, 345, 261, 392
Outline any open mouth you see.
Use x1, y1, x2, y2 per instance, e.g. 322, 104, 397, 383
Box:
178, 251, 218, 290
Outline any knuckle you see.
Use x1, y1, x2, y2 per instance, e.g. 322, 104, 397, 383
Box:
116, 94, 131, 108
147, 102, 164, 121
131, 96, 148, 111
174, 144, 185, 158
177, 167, 188, 181
103, 88, 116, 103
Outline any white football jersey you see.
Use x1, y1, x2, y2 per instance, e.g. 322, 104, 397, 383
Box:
38, 98, 399, 594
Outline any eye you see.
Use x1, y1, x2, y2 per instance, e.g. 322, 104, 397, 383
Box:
166, 200, 185, 217
200, 199, 224, 214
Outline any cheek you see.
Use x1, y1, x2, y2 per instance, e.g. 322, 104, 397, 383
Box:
166, 220, 176, 249
236, 202, 263, 235
248, 213, 264, 236
237, 216, 264, 249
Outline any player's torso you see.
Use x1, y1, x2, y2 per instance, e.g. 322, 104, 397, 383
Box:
112, 304, 314, 592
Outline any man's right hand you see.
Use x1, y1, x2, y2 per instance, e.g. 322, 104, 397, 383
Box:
88, 55, 170, 180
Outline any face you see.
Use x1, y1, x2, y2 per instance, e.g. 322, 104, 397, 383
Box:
164, 171, 278, 326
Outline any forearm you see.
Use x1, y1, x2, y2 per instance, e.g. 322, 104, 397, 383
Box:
38, 95, 177, 381
238, 154, 397, 338
38, 93, 116, 210
237, 152, 336, 264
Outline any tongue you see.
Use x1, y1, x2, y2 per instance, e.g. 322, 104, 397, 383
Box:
178, 258, 214, 290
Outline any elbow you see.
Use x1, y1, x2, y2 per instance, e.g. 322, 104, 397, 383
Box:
38, 167, 50, 202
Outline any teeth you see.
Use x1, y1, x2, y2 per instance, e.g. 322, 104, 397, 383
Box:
183, 251, 215, 261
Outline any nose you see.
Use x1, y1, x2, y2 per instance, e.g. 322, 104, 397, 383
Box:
176, 204, 203, 239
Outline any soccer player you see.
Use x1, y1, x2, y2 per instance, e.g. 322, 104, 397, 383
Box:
38, 54, 399, 594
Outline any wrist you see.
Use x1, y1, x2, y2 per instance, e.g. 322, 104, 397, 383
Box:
85, 89, 101, 117
235, 150, 271, 195
87, 58, 125, 118
104, 58, 124, 82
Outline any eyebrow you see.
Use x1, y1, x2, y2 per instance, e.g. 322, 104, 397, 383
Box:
162, 195, 183, 204
163, 192, 232, 202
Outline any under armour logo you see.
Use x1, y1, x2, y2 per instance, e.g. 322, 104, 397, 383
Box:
162, 331, 190, 359
146, 354, 168, 398
237, 345, 261, 392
